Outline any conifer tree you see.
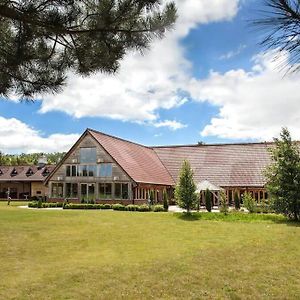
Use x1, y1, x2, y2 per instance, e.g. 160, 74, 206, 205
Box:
205, 188, 212, 212
175, 160, 197, 213
234, 190, 240, 210
163, 189, 169, 211
265, 127, 300, 221
0, 0, 177, 98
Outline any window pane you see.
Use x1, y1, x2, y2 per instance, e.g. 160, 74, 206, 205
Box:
82, 165, 88, 177
52, 183, 64, 198
88, 165, 97, 177
106, 183, 112, 198
80, 148, 96, 163
115, 183, 121, 199
99, 163, 112, 177
122, 183, 128, 199
66, 166, 71, 177
71, 165, 77, 177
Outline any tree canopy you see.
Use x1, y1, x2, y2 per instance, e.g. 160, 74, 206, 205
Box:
0, 151, 65, 165
254, 0, 300, 72
265, 127, 300, 221
0, 0, 177, 98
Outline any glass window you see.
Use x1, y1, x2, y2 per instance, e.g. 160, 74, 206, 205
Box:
88, 165, 97, 177
66, 165, 77, 177
66, 183, 78, 198
98, 183, 112, 199
98, 163, 112, 177
66, 166, 71, 177
80, 148, 96, 163
51, 183, 64, 198
114, 183, 128, 199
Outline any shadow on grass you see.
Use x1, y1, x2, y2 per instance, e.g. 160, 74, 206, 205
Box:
174, 211, 300, 226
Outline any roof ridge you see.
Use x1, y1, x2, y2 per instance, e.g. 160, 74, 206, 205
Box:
151, 141, 275, 148
87, 128, 151, 149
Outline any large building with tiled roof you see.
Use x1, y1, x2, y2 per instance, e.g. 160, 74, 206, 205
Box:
46, 128, 272, 205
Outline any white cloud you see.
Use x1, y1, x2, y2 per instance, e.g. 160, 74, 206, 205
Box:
39, 0, 240, 128
187, 50, 300, 140
0, 116, 80, 153
152, 119, 187, 130
219, 44, 247, 60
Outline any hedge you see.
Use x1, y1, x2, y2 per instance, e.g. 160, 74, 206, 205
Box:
28, 202, 166, 212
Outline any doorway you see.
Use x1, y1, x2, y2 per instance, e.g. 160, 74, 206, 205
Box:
80, 183, 95, 203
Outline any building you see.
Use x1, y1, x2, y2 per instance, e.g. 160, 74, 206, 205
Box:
46, 128, 273, 205
0, 164, 55, 200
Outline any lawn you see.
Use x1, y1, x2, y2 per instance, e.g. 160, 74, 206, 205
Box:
0, 202, 299, 300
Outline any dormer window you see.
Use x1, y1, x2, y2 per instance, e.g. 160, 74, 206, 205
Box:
0, 169, 2, 176
42, 168, 50, 177
26, 168, 34, 177
11, 168, 18, 177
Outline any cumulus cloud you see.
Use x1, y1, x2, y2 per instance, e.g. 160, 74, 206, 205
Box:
39, 0, 240, 130
0, 116, 80, 153
187, 50, 300, 140
152, 119, 187, 130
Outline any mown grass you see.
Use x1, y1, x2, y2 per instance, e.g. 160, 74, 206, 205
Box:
0, 202, 299, 299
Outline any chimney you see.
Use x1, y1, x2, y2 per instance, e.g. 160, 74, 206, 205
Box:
37, 155, 47, 169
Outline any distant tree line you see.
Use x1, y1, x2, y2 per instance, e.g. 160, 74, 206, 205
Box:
0, 152, 65, 166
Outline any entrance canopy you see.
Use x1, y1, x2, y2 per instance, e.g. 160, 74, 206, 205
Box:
196, 180, 222, 193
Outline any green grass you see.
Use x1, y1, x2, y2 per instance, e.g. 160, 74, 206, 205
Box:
0, 202, 299, 299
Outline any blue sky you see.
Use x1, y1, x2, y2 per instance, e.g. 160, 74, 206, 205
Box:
1, 0, 300, 153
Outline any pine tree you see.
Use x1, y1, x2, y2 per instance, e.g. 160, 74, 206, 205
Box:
175, 160, 197, 213
265, 127, 300, 221
205, 188, 212, 212
0, 0, 177, 98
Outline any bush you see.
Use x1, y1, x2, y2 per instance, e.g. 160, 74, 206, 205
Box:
234, 190, 240, 210
102, 204, 112, 209
28, 201, 38, 208
163, 190, 169, 211
112, 204, 126, 211
138, 204, 151, 212
243, 192, 256, 213
219, 191, 228, 215
126, 205, 139, 211
153, 205, 165, 212
205, 189, 212, 212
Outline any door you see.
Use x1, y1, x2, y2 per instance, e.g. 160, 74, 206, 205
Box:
80, 183, 95, 203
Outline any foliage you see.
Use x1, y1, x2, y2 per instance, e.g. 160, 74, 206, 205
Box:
219, 190, 228, 215
112, 204, 126, 211
205, 188, 212, 212
0, 151, 64, 165
149, 190, 155, 205
243, 192, 256, 213
138, 204, 151, 212
175, 160, 197, 213
265, 127, 300, 221
253, 0, 300, 72
0, 0, 177, 98
126, 205, 139, 211
153, 205, 165, 212
234, 190, 240, 210
163, 190, 169, 211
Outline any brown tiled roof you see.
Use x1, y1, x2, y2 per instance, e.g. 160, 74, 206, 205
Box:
153, 143, 273, 188
0, 165, 55, 182
88, 129, 175, 186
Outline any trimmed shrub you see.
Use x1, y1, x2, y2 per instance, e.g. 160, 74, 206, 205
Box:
112, 204, 126, 211
234, 190, 240, 210
243, 192, 256, 213
126, 205, 139, 211
138, 204, 151, 212
205, 189, 212, 212
153, 205, 165, 212
28, 201, 38, 208
102, 203, 112, 209
149, 190, 155, 205
163, 190, 169, 211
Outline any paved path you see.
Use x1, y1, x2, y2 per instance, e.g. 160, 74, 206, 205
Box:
168, 205, 221, 213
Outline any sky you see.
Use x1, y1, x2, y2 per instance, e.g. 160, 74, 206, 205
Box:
1, 0, 300, 154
